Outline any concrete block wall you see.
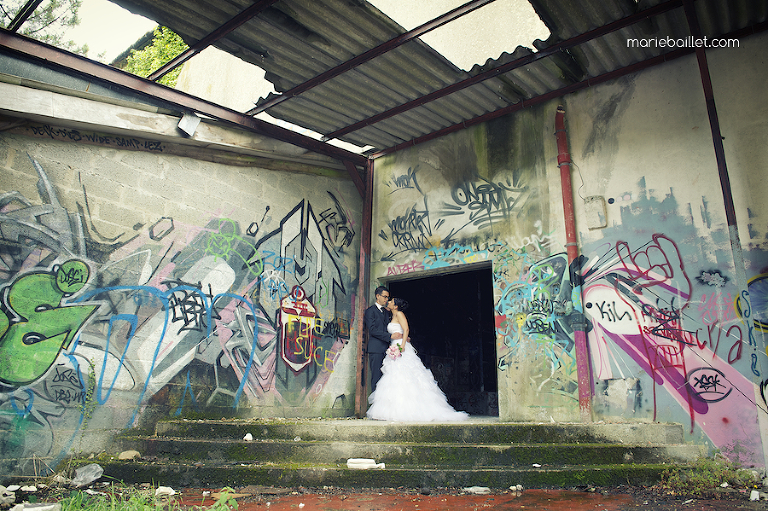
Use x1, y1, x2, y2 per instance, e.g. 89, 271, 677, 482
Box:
0, 123, 362, 479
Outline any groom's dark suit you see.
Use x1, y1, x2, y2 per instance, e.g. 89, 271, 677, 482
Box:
364, 303, 391, 392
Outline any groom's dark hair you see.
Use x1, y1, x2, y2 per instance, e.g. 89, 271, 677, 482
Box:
374, 285, 389, 297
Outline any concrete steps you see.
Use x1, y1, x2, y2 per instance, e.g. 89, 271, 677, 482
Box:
101, 418, 704, 489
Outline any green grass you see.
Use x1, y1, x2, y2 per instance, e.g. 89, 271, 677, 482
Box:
659, 454, 761, 497
57, 485, 238, 511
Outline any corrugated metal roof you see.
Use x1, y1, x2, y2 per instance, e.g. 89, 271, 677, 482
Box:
36, 0, 768, 156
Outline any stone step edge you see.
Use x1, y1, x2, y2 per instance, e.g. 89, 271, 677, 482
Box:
96, 460, 678, 488
116, 436, 698, 449
155, 423, 684, 431
157, 419, 679, 425
151, 422, 686, 444
155, 420, 684, 431
99, 460, 683, 470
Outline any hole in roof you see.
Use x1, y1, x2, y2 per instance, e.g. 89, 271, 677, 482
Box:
176, 48, 373, 154
254, 113, 374, 154
368, 0, 550, 71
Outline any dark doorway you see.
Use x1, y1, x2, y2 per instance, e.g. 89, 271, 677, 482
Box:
386, 265, 498, 416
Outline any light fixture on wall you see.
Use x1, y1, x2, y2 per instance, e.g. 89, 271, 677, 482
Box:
178, 111, 201, 137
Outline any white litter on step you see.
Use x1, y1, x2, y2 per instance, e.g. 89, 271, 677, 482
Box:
243, 433, 253, 441
463, 486, 491, 495
155, 486, 176, 497
10, 503, 61, 511
751, 490, 760, 501
346, 458, 385, 469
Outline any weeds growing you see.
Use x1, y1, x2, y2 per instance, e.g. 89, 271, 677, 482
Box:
57, 485, 238, 510
659, 454, 760, 497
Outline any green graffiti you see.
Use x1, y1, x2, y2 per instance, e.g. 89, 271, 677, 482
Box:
0, 261, 98, 386
206, 218, 264, 278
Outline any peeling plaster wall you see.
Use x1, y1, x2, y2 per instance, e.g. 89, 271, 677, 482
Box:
564, 32, 768, 467
371, 31, 768, 467
0, 122, 362, 478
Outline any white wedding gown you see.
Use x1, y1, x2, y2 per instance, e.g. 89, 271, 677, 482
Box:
366, 323, 469, 422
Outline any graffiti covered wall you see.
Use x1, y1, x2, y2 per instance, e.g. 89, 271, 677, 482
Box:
568, 33, 768, 467
370, 107, 577, 420
370, 32, 768, 466
0, 129, 362, 477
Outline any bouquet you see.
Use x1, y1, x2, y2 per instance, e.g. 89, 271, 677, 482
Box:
386, 343, 402, 360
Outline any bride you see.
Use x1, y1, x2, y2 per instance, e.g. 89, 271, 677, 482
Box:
366, 297, 469, 422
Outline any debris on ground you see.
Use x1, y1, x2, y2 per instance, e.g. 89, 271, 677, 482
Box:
0, 486, 15, 507
70, 464, 103, 488
3, 472, 768, 511
118, 450, 141, 460
462, 486, 491, 495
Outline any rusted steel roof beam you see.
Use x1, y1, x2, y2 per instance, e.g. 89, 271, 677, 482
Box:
246, 0, 498, 116
372, 48, 692, 158
327, 0, 683, 141
148, 0, 280, 82
0, 28, 368, 169
370, 17, 768, 159
682, 0, 734, 228
344, 159, 365, 197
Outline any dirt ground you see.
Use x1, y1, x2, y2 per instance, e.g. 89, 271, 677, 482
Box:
170, 484, 768, 511
8, 481, 768, 510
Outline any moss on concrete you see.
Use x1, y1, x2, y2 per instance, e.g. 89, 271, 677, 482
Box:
92, 420, 695, 490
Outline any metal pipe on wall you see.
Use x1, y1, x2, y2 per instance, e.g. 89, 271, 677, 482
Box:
555, 105, 593, 422
682, 0, 767, 465
354, 159, 374, 417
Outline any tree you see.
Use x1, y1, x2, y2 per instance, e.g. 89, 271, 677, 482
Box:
0, 0, 88, 55
122, 26, 188, 87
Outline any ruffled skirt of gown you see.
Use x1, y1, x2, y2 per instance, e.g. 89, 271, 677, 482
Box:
367, 340, 469, 422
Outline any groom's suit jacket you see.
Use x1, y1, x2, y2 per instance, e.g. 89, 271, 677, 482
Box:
364, 304, 390, 354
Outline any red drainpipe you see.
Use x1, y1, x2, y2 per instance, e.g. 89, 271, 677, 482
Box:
555, 105, 593, 422
355, 158, 375, 417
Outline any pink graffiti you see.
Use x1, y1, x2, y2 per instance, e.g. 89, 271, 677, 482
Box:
698, 291, 737, 326
616, 234, 692, 296
387, 259, 425, 276
584, 235, 762, 467
704, 321, 745, 365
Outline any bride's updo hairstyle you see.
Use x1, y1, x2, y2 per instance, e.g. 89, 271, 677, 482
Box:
393, 297, 409, 311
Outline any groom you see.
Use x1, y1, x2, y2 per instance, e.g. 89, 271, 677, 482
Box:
363, 286, 401, 392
